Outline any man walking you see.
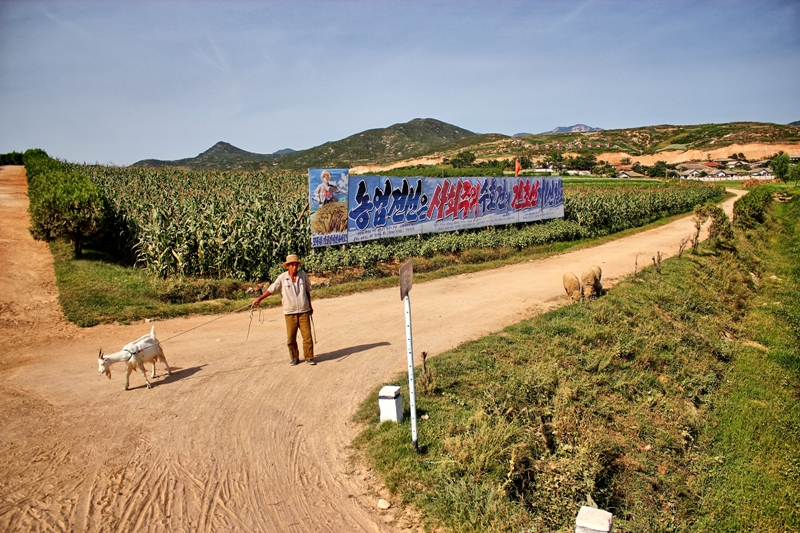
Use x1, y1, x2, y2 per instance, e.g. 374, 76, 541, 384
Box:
253, 254, 315, 366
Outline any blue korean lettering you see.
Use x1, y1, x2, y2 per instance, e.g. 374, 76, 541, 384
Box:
404, 180, 425, 223
348, 180, 374, 230
388, 179, 409, 224
372, 179, 392, 227
496, 179, 510, 211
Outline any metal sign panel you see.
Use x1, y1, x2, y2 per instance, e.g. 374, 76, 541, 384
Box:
399, 259, 413, 300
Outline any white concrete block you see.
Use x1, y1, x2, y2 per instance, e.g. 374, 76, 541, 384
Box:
378, 385, 403, 423
575, 505, 613, 533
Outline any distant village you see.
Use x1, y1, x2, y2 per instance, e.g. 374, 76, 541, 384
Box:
520, 150, 800, 181
615, 153, 800, 181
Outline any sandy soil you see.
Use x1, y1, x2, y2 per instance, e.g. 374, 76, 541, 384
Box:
0, 164, 743, 532
350, 142, 800, 174
598, 142, 800, 167
350, 156, 444, 175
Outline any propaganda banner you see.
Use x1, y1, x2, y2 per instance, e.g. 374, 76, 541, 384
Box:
309, 170, 564, 248
309, 168, 349, 248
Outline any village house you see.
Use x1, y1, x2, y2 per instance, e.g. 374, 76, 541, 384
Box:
679, 168, 704, 179
713, 158, 746, 169
618, 170, 644, 179
707, 169, 733, 181
750, 168, 774, 179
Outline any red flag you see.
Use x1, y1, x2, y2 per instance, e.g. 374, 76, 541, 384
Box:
514, 159, 521, 177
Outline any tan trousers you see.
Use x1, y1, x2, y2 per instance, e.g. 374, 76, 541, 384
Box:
284, 312, 314, 361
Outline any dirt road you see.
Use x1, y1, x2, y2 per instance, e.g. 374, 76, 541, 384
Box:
0, 165, 743, 532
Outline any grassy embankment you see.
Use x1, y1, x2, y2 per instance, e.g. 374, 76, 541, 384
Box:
352, 187, 800, 532
50, 242, 251, 327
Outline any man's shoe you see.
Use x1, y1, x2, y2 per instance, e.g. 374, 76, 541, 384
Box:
290, 359, 300, 366
307, 359, 316, 366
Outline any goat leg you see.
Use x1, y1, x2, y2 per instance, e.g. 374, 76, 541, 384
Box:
139, 361, 152, 389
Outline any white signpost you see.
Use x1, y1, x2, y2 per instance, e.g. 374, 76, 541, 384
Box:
399, 259, 419, 452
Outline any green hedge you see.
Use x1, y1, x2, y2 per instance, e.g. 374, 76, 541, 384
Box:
24, 149, 104, 258
733, 185, 773, 228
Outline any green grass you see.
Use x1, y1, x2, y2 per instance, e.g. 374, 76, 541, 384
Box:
353, 189, 800, 532
51, 241, 258, 326
693, 197, 800, 532
657, 144, 689, 152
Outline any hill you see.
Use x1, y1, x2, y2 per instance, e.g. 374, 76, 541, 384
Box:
277, 118, 475, 169
455, 122, 800, 163
790, 120, 800, 127
131, 118, 475, 171
133, 142, 283, 171
544, 124, 603, 134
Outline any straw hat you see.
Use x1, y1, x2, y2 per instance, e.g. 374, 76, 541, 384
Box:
282, 254, 303, 267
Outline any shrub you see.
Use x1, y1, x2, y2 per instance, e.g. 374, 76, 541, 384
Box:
733, 185, 773, 228
24, 150, 105, 258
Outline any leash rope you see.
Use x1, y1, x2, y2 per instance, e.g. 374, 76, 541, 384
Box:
245, 306, 266, 342
155, 302, 254, 346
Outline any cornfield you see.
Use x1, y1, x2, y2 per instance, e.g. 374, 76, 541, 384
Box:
80, 165, 723, 280
82, 166, 309, 280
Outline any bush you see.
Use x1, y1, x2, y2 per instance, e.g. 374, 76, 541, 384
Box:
24, 150, 105, 258
733, 185, 773, 228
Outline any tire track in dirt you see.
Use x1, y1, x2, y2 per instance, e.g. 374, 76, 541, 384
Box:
0, 167, 744, 532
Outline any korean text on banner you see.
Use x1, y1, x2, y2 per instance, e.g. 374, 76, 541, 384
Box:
309, 171, 564, 248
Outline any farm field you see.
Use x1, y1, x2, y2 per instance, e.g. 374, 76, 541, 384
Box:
73, 163, 722, 292
0, 163, 761, 532
15, 152, 727, 326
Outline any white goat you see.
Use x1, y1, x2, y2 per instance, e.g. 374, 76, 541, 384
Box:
98, 326, 171, 390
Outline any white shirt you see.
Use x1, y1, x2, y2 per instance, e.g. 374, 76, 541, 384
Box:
267, 271, 311, 315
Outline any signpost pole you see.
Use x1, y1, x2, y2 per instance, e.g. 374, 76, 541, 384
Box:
404, 294, 419, 452
399, 260, 419, 452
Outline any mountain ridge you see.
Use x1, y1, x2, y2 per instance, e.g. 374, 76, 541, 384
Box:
544, 124, 603, 134
131, 120, 800, 171
131, 118, 475, 171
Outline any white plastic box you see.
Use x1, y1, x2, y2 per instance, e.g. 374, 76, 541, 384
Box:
378, 385, 403, 423
575, 506, 613, 533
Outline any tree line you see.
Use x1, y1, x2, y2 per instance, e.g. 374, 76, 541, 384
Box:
0, 151, 24, 165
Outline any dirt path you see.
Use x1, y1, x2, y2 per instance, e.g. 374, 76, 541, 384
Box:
0, 164, 744, 532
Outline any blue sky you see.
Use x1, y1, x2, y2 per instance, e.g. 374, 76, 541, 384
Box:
1, 0, 798, 166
